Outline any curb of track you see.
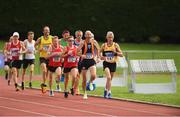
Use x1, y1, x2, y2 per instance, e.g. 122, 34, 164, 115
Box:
25, 86, 180, 109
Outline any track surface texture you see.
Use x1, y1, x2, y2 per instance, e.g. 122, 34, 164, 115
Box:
0, 76, 180, 116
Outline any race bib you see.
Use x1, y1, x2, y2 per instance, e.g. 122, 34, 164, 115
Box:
43, 45, 49, 51
105, 52, 114, 61
68, 56, 76, 62
86, 53, 93, 59
53, 56, 60, 62
28, 46, 34, 53
11, 50, 19, 56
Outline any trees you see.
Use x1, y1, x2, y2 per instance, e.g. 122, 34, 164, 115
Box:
0, 0, 180, 43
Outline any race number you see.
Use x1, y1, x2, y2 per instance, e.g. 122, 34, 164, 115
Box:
43, 45, 49, 51
11, 49, 19, 56
105, 52, 114, 61
86, 53, 93, 59
68, 56, 76, 62
28, 46, 34, 53
53, 56, 60, 62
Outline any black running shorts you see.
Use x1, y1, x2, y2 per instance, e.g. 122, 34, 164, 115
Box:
103, 61, 116, 72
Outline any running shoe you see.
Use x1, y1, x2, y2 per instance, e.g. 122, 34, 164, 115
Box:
55, 85, 61, 92
5, 73, 8, 80
83, 93, 88, 99
15, 83, 19, 91
21, 82, 24, 90
86, 82, 90, 91
49, 90, 54, 97
41, 83, 47, 94
29, 82, 32, 88
92, 83, 96, 91
104, 90, 107, 98
8, 80, 10, 86
107, 92, 112, 99
86, 82, 94, 91
70, 88, 74, 95
89, 82, 94, 91
64, 91, 68, 98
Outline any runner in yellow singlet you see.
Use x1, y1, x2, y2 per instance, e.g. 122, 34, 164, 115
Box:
100, 31, 123, 98
35, 26, 53, 93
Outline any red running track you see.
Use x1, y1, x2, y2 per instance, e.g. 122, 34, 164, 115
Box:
0, 77, 180, 116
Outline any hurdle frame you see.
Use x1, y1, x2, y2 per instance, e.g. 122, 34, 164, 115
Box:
94, 57, 128, 87
129, 59, 177, 94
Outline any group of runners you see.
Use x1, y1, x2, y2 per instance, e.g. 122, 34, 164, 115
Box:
3, 26, 123, 99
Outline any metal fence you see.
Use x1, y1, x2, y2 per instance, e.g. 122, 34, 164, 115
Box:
123, 50, 180, 73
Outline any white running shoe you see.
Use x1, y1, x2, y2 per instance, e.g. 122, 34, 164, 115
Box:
83, 93, 88, 99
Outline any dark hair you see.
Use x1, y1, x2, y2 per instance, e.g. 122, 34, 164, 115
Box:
53, 36, 59, 40
62, 30, 70, 35
28, 31, 34, 35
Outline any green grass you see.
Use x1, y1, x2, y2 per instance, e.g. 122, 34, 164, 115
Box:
0, 41, 180, 106
120, 43, 180, 50
24, 74, 180, 106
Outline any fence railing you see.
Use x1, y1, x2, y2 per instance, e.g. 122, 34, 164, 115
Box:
123, 50, 180, 73
0, 50, 180, 75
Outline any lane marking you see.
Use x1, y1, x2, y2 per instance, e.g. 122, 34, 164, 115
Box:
0, 96, 113, 116
11, 91, 170, 116
0, 105, 54, 116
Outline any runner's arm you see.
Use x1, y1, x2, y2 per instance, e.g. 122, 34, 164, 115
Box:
46, 45, 53, 58
77, 40, 84, 52
115, 43, 123, 57
61, 47, 68, 58
100, 43, 106, 60
35, 38, 43, 52
3, 43, 8, 56
20, 41, 26, 53
94, 40, 100, 58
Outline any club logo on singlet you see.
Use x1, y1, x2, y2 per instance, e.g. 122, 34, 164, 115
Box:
53, 56, 61, 62
11, 48, 19, 56
43, 44, 49, 51
86, 53, 93, 59
87, 44, 91, 49
68, 56, 76, 62
27, 46, 34, 53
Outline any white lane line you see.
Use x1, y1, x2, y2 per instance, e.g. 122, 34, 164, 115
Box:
11, 91, 169, 116
0, 96, 113, 116
0, 105, 54, 116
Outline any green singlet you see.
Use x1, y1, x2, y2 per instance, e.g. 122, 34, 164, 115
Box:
60, 38, 68, 47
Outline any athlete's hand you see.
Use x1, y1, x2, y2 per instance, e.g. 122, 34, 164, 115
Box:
26, 50, 33, 54
117, 53, 123, 57
100, 56, 106, 60
39, 48, 43, 52
96, 58, 101, 63
6, 51, 10, 55
67, 51, 73, 55
81, 54, 86, 59
17, 51, 22, 55
54, 52, 60, 56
